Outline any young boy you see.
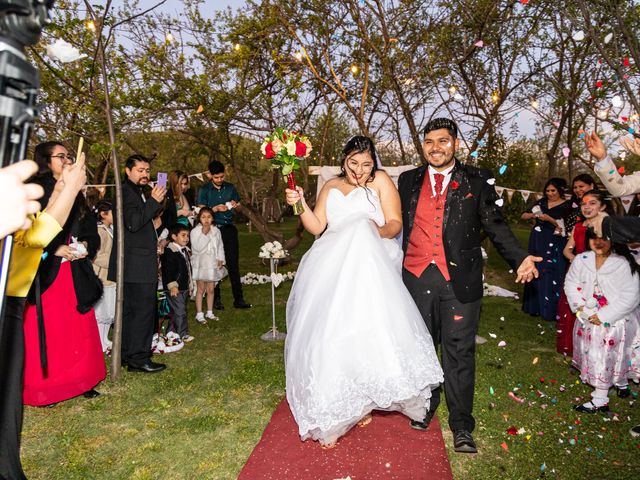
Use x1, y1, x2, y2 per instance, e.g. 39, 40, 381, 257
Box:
161, 224, 194, 343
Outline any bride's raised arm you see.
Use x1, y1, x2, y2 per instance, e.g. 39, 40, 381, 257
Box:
284, 181, 332, 236
375, 171, 402, 239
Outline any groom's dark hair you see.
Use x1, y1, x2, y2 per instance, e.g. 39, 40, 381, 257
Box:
423, 118, 458, 139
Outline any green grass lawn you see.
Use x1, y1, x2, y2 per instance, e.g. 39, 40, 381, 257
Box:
20, 221, 639, 479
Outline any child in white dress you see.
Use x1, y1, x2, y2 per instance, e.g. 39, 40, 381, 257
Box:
92, 200, 116, 352
564, 231, 640, 413
190, 207, 226, 323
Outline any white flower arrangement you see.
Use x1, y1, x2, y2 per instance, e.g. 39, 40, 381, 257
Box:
258, 241, 288, 259
241, 271, 296, 287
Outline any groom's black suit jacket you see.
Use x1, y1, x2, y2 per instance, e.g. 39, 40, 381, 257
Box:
398, 160, 528, 303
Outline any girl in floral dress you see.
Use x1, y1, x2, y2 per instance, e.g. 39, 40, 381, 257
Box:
564, 231, 640, 413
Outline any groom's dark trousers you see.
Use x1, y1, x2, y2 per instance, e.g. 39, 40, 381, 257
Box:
403, 265, 480, 433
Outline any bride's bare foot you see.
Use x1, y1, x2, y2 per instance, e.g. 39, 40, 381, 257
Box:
320, 441, 337, 450
357, 413, 373, 427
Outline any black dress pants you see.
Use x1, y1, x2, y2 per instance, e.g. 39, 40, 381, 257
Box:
122, 282, 156, 364
0, 297, 27, 480
403, 265, 481, 432
214, 224, 245, 304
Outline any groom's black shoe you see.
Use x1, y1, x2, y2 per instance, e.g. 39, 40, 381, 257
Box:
127, 361, 166, 373
410, 410, 435, 431
453, 430, 477, 453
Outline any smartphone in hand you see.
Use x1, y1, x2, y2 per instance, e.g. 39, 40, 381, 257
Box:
157, 172, 167, 189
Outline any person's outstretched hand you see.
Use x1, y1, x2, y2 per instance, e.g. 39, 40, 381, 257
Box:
584, 131, 607, 161
620, 137, 640, 157
285, 186, 304, 206
515, 255, 543, 283
0, 160, 44, 237
583, 211, 609, 238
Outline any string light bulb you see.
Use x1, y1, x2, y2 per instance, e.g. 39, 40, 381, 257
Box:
350, 64, 359, 74
491, 90, 500, 103
85, 19, 96, 31
165, 32, 174, 43
294, 51, 303, 61
234, 43, 241, 51
530, 99, 539, 109
448, 85, 457, 94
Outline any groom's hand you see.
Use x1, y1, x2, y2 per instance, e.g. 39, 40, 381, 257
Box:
515, 255, 542, 284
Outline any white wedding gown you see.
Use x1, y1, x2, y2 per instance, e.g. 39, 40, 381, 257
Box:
285, 186, 444, 444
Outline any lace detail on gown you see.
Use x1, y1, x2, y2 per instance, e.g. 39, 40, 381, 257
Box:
285, 187, 443, 444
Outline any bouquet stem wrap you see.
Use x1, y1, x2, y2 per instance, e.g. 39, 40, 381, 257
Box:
286, 172, 304, 215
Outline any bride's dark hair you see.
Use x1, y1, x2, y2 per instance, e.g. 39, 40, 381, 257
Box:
338, 136, 379, 184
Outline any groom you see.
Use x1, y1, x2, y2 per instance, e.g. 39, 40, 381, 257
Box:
398, 118, 540, 453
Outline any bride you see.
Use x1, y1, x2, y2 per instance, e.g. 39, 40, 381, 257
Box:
284, 136, 444, 447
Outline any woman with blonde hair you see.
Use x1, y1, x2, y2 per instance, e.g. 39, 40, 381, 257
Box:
168, 170, 192, 227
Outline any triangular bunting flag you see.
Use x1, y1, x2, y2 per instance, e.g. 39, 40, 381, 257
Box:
506, 189, 515, 203
495, 186, 505, 198
535, 193, 544, 201
520, 190, 531, 202
620, 194, 635, 213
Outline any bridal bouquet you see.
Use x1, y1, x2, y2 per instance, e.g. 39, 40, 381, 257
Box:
261, 128, 312, 215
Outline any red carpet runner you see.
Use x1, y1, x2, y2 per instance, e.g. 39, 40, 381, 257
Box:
239, 399, 453, 480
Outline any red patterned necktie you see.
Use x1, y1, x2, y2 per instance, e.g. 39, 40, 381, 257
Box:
434, 173, 444, 196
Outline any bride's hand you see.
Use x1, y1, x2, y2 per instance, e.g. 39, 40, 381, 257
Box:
285, 186, 304, 206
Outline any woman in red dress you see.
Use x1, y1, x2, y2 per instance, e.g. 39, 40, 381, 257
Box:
22, 141, 105, 406
557, 187, 610, 356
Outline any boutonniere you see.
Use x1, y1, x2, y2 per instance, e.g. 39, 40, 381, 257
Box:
450, 180, 459, 190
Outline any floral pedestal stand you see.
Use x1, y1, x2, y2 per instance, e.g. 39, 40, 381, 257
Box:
261, 258, 286, 341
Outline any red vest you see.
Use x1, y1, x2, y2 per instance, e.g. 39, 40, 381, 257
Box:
403, 174, 450, 280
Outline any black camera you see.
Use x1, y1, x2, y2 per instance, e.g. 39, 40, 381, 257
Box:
0, 0, 54, 314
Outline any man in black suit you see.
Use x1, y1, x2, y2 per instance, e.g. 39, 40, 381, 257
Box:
109, 155, 166, 373
398, 118, 540, 453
